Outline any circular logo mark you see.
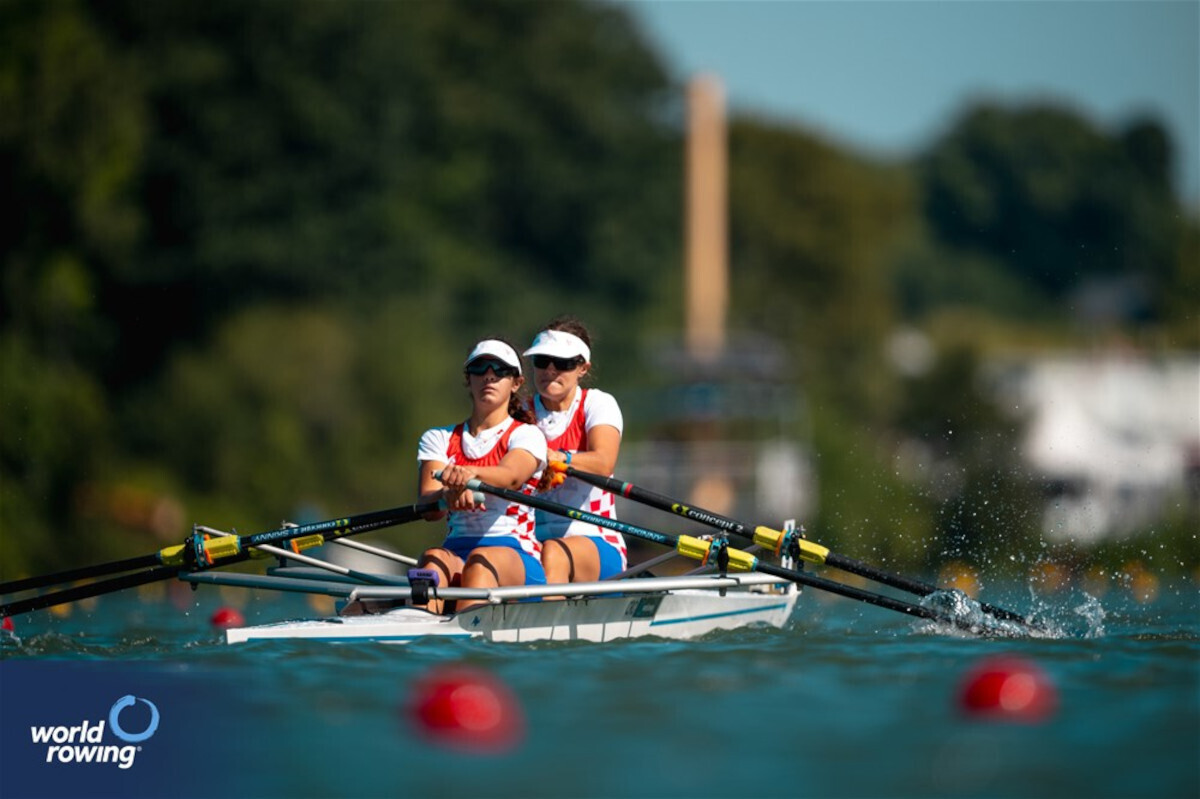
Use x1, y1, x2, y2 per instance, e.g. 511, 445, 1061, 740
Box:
108, 695, 160, 743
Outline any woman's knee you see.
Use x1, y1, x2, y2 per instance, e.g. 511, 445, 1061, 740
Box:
541, 539, 573, 583
562, 538, 601, 583
463, 547, 523, 588
420, 548, 460, 580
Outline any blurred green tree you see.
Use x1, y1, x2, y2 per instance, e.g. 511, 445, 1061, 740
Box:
1, 0, 681, 573
921, 103, 1182, 320
81, 0, 678, 384
727, 116, 911, 423
0, 0, 146, 370
1, 1, 1193, 579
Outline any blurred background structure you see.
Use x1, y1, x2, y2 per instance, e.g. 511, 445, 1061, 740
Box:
1, 0, 1196, 585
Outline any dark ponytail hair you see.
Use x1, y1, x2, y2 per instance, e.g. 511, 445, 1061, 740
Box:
508, 391, 534, 424
540, 314, 592, 349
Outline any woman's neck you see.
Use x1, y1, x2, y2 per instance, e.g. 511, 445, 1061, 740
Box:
468, 406, 511, 434
540, 386, 577, 413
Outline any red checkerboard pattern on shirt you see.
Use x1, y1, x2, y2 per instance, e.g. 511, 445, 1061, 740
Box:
587, 491, 627, 562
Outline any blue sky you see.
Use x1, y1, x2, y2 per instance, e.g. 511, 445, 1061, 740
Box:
625, 1, 1199, 206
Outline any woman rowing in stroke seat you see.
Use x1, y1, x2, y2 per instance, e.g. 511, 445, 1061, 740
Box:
415, 338, 548, 613
524, 316, 627, 584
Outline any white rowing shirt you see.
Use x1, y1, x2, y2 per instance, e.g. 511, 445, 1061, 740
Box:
533, 388, 626, 563
417, 417, 547, 555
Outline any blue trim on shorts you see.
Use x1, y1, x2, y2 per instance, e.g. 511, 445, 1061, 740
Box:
441, 536, 547, 586
590, 537, 625, 580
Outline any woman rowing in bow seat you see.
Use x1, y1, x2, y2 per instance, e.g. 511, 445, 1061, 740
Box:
524, 316, 627, 584
415, 338, 548, 613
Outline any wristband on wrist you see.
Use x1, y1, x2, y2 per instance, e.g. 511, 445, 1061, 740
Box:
559, 449, 573, 465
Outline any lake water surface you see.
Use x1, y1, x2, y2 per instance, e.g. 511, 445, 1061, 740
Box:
2, 576, 1197, 799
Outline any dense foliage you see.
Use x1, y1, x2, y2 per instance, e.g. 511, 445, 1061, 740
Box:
2, 0, 1195, 577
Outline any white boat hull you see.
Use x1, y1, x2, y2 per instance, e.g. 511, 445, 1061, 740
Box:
224, 574, 799, 645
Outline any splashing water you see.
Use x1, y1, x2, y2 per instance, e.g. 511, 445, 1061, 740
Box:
916, 589, 1061, 638
1071, 593, 1107, 638
1009, 582, 1114, 639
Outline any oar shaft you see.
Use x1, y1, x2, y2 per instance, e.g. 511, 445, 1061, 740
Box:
464, 479, 965, 628
189, 501, 439, 567
817, 552, 1030, 625
751, 561, 945, 623
822, 551, 935, 597
466, 481, 674, 547
0, 566, 183, 617
566, 467, 752, 537
0, 553, 164, 595
563, 466, 1037, 628
1, 501, 441, 617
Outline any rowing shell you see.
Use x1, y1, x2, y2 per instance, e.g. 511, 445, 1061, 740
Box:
211, 572, 800, 645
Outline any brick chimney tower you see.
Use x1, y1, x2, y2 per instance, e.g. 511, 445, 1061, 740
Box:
685, 74, 728, 365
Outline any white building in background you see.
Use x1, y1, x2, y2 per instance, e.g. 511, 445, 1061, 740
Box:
989, 353, 1200, 543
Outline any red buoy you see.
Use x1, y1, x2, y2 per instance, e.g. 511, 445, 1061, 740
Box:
209, 606, 245, 629
1, 616, 13, 632
407, 665, 525, 752
958, 655, 1057, 722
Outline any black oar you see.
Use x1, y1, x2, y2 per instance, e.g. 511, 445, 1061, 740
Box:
460, 478, 1010, 634
7, 500, 440, 592
1, 554, 171, 595
555, 465, 1038, 629
1, 501, 440, 617
0, 566, 185, 618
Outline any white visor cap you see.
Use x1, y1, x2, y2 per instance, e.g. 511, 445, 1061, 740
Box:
523, 329, 591, 363
464, 339, 522, 375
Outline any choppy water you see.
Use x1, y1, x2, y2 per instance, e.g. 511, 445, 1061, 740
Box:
2, 577, 1198, 799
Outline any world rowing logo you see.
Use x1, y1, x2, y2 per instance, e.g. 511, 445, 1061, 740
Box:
29, 695, 160, 769
108, 695, 160, 743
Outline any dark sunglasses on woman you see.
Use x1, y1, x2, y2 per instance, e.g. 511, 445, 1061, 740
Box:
465, 360, 519, 378
532, 355, 582, 371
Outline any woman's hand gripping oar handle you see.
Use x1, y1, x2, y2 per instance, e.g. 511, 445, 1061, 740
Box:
552, 464, 1040, 630
463, 478, 995, 633
428, 471, 490, 506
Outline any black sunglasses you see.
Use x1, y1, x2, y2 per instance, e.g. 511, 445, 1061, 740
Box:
532, 355, 583, 371
465, 359, 519, 378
